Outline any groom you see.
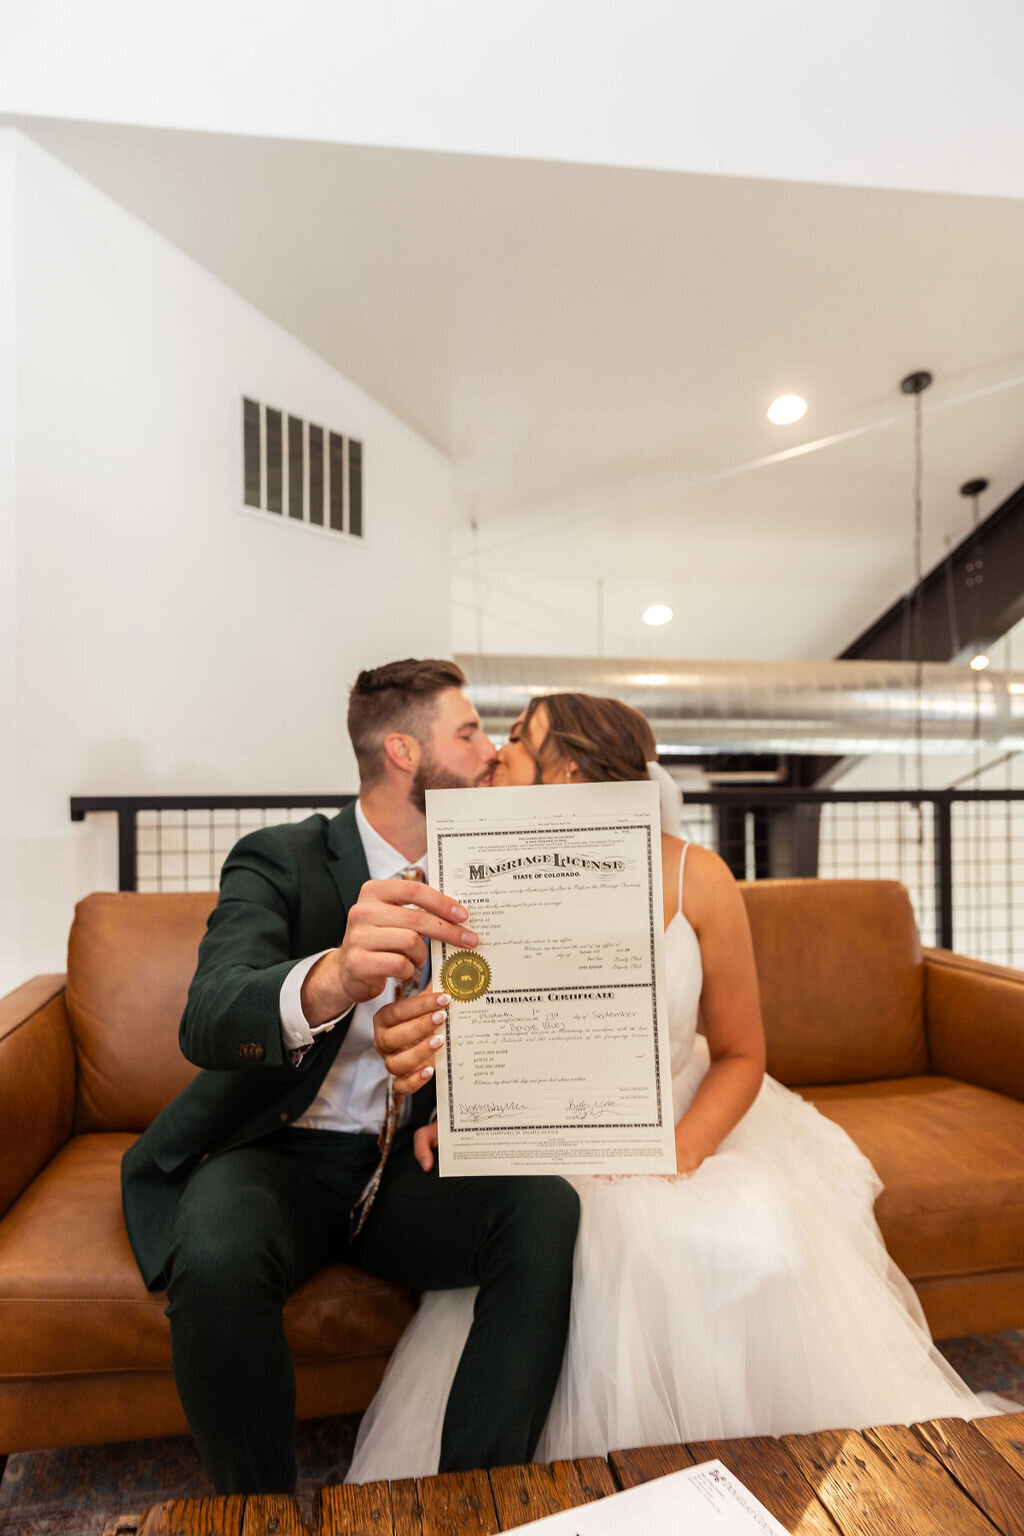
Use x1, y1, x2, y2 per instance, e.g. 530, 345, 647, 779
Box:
121, 657, 580, 1495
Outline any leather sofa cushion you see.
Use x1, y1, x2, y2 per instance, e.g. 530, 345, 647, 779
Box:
741, 879, 929, 1085
0, 1134, 417, 1378
800, 1076, 1024, 1280
67, 893, 215, 1132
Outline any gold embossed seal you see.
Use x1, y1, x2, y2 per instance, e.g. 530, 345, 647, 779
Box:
440, 950, 491, 1001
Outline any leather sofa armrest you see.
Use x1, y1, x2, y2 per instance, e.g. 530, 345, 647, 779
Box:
924, 947, 1024, 1103
0, 975, 76, 1218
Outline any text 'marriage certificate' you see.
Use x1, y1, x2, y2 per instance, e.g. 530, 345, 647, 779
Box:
426, 780, 676, 1177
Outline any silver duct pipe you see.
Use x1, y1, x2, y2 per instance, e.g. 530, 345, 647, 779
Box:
457, 655, 1024, 755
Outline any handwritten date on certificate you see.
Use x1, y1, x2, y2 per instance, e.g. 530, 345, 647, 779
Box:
426, 780, 677, 1178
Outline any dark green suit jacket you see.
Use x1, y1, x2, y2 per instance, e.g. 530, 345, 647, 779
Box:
121, 803, 436, 1291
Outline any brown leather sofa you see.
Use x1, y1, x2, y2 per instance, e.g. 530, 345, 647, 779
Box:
2, 878, 1023, 1455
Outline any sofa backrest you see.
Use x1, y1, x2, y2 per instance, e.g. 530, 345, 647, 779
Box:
740, 878, 929, 1085
62, 877, 930, 1130
67, 892, 215, 1132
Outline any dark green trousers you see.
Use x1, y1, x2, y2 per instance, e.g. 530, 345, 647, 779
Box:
163, 1126, 580, 1494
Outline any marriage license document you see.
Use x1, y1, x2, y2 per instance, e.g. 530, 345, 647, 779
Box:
426, 780, 676, 1177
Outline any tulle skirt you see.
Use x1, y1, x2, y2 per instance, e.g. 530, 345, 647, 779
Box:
346, 1058, 990, 1482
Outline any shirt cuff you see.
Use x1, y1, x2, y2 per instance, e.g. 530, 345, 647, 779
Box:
280, 951, 347, 1054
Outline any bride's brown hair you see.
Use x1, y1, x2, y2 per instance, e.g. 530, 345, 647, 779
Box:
521, 693, 657, 783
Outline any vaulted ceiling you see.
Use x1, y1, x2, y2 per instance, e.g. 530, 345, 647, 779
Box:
11, 115, 1024, 660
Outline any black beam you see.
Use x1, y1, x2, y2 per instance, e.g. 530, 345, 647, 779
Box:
762, 803, 822, 876
117, 812, 138, 894
840, 476, 1024, 663
933, 795, 954, 949
798, 476, 1024, 786
715, 805, 747, 880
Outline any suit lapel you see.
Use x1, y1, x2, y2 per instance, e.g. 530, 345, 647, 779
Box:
326, 800, 370, 917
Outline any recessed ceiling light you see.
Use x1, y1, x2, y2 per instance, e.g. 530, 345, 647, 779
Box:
767, 394, 807, 425
970, 654, 990, 671
642, 605, 673, 626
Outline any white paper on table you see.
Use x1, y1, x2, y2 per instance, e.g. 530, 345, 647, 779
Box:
426, 780, 676, 1178
505, 1461, 790, 1536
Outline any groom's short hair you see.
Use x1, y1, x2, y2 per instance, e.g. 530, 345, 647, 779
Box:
348, 657, 467, 785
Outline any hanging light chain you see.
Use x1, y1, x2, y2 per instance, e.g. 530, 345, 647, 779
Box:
899, 369, 933, 867
913, 387, 925, 843
912, 386, 925, 675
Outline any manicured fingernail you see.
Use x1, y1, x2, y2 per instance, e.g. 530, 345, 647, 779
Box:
429, 1034, 445, 1050
450, 904, 467, 920
461, 930, 477, 945
436, 993, 451, 1007
431, 1010, 446, 1024
420, 1065, 434, 1080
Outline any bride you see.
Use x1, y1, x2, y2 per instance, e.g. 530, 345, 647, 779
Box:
349, 692, 993, 1480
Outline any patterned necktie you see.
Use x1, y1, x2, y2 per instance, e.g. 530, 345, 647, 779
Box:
349, 864, 426, 1238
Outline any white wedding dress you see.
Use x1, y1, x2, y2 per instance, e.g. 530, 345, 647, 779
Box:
347, 848, 992, 1482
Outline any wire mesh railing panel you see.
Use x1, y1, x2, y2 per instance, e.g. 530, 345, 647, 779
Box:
678, 803, 716, 859
818, 800, 938, 947
70, 790, 1024, 970
950, 799, 1024, 967
136, 804, 346, 892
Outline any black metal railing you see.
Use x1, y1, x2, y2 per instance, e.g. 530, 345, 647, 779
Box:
70, 789, 1024, 967
70, 795, 355, 895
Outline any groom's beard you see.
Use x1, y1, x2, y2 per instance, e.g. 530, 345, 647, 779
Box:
410, 752, 492, 814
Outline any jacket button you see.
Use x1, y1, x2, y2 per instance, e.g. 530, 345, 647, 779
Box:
239, 1042, 265, 1061
279, 1112, 289, 1122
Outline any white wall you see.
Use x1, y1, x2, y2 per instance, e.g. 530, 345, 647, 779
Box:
3, 0, 1024, 201
0, 135, 19, 987
2, 130, 453, 992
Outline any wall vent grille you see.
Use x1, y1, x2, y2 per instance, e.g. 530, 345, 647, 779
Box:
242, 397, 363, 537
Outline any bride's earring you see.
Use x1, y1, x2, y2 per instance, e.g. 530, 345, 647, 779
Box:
565, 767, 573, 782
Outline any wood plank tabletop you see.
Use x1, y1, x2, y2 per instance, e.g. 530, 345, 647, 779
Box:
123, 1412, 1024, 1536
911, 1418, 1024, 1536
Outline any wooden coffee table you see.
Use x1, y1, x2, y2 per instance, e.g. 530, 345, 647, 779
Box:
111, 1412, 1024, 1536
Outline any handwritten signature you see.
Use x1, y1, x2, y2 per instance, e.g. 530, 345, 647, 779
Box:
458, 1100, 528, 1123
565, 1097, 620, 1119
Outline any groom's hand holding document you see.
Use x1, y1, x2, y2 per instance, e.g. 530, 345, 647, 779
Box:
301, 878, 477, 1023
377, 778, 676, 1177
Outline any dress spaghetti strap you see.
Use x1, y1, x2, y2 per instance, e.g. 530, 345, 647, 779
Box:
676, 842, 688, 917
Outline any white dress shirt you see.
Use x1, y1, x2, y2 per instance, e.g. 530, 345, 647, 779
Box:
279, 801, 427, 1133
